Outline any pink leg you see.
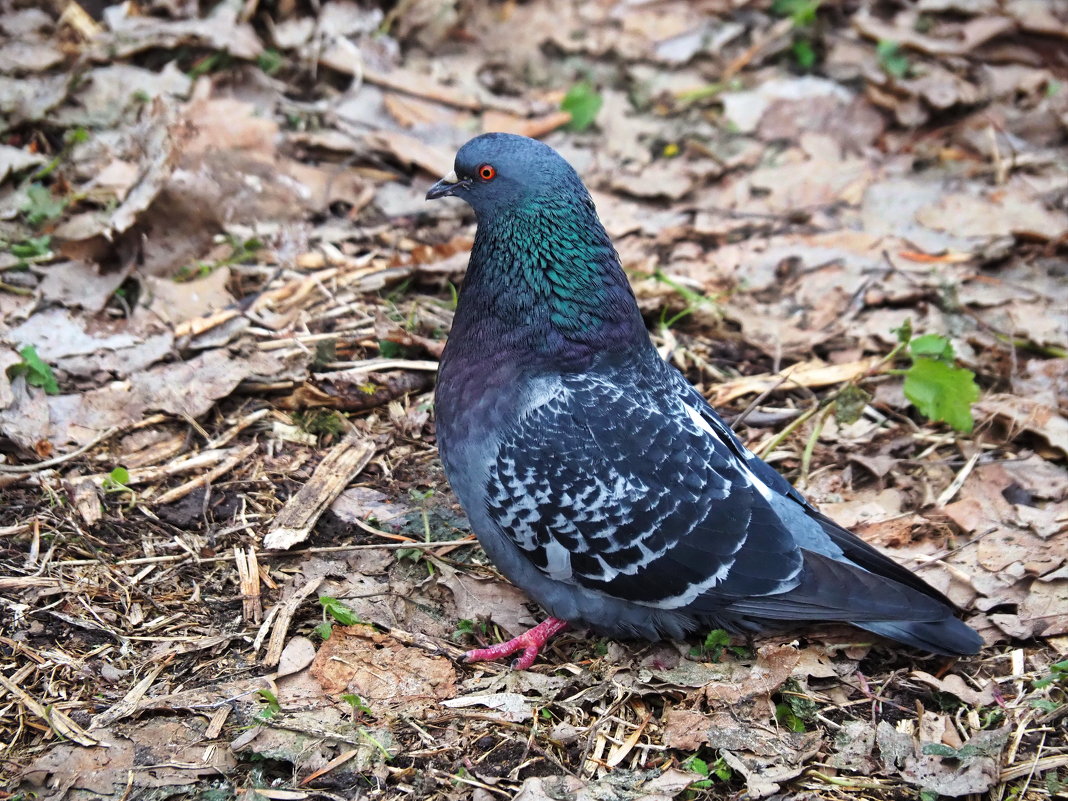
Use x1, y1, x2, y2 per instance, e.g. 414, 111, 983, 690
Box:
464, 617, 569, 670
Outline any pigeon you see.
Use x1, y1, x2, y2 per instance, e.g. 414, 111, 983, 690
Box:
426, 133, 981, 669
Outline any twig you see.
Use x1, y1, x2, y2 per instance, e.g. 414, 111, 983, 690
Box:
754, 402, 823, 459
152, 442, 259, 506
730, 373, 792, 430
0, 426, 120, 473
797, 403, 835, 488
47, 538, 481, 568
935, 450, 981, 507
0, 672, 99, 746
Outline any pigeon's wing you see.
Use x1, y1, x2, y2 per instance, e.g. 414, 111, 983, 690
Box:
487, 373, 949, 622
487, 373, 801, 610
672, 378, 958, 608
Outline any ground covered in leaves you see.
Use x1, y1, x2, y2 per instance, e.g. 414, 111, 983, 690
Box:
1, 0, 1067, 799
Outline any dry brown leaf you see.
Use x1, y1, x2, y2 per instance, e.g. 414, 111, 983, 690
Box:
665, 702, 821, 798
0, 144, 46, 182
910, 670, 997, 706
976, 529, 1063, 575
21, 720, 236, 796
383, 92, 459, 128
17, 348, 285, 449
709, 357, 882, 404
916, 189, 1068, 241
977, 394, 1068, 456
441, 691, 534, 723
276, 636, 317, 678
608, 161, 695, 201
364, 130, 455, 177
877, 722, 1010, 796
433, 562, 537, 638
513, 770, 696, 801
143, 268, 235, 327
853, 10, 1014, 56
702, 645, 801, 704
310, 625, 457, 709
89, 2, 262, 60
282, 369, 433, 412
1018, 578, 1068, 637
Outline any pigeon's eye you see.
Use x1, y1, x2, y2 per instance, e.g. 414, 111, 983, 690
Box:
477, 164, 496, 181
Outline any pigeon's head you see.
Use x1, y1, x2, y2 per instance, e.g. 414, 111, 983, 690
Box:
426, 133, 588, 220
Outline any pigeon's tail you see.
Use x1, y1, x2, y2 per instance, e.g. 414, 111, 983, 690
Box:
858, 617, 982, 656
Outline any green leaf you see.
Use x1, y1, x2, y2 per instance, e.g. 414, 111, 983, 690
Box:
65, 127, 90, 145
835, 384, 871, 425
1030, 698, 1060, 712
903, 358, 979, 432
341, 693, 373, 715
877, 40, 910, 78
20, 183, 66, 226
314, 622, 333, 640
772, 0, 821, 25
7, 346, 60, 395
792, 38, 816, 70
561, 83, 603, 132
319, 596, 364, 626
683, 756, 709, 777
702, 628, 731, 661
10, 235, 52, 259
779, 680, 819, 722
910, 334, 955, 363
294, 408, 346, 437
452, 618, 476, 640
775, 703, 807, 732
109, 466, 130, 485
378, 339, 403, 359
893, 318, 914, 344
711, 757, 732, 781
313, 338, 337, 367
255, 688, 281, 722
257, 48, 283, 75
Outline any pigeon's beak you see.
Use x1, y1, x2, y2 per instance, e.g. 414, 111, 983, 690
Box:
426, 169, 466, 201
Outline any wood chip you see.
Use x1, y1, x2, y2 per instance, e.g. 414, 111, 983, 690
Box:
482, 109, 573, 139
0, 672, 99, 747
70, 478, 102, 526
152, 442, 259, 506
234, 546, 263, 623
204, 704, 231, 739
262, 576, 324, 668
263, 433, 376, 550
89, 659, 169, 729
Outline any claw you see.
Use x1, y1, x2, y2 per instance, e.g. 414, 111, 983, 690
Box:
463, 618, 569, 670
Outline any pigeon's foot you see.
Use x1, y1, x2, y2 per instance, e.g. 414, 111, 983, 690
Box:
464, 617, 569, 670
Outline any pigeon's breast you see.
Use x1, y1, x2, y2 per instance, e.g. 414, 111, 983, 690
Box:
435, 353, 563, 507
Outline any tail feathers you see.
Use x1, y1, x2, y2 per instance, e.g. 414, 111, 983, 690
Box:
859, 617, 982, 656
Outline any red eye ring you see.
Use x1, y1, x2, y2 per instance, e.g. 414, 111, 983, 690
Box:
478, 164, 496, 181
